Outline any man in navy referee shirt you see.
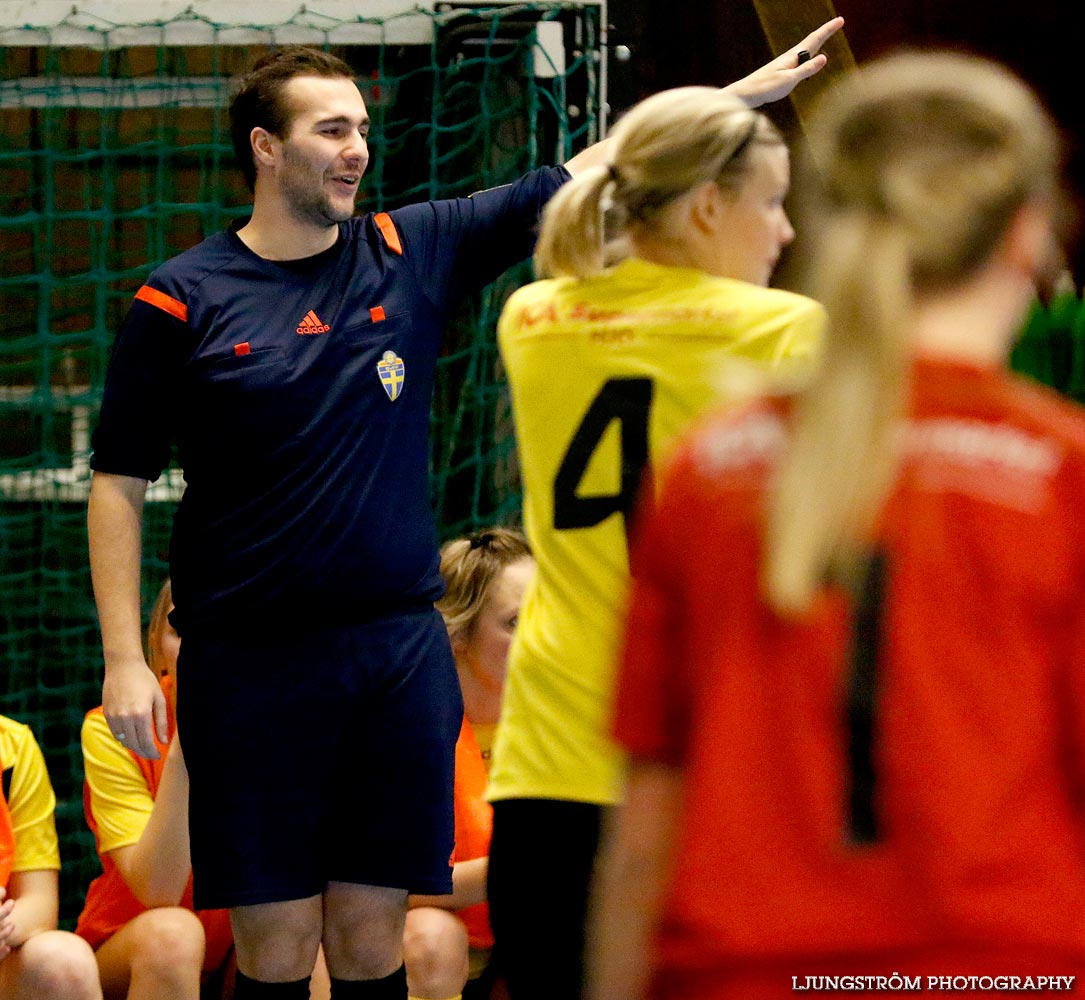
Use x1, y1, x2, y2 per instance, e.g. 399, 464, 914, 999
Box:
87, 23, 841, 1000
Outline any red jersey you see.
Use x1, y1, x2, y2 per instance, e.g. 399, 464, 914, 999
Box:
615, 358, 1085, 991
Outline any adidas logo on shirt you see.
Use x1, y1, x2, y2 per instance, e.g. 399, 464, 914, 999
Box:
296, 309, 331, 335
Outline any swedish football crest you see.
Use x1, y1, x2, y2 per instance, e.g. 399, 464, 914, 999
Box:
377, 349, 405, 401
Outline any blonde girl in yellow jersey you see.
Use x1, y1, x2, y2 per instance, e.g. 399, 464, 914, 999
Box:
488, 82, 828, 997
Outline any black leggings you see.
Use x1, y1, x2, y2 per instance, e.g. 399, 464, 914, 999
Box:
487, 799, 604, 1000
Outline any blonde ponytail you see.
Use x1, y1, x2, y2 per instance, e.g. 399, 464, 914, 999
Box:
764, 216, 911, 612
534, 165, 614, 279
762, 51, 1061, 615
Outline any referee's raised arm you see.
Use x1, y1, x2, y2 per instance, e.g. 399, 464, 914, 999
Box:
563, 15, 844, 177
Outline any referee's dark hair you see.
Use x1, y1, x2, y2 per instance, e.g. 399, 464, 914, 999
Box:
229, 45, 356, 192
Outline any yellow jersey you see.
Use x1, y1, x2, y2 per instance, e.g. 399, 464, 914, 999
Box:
81, 710, 158, 854
0, 714, 61, 875
488, 257, 824, 805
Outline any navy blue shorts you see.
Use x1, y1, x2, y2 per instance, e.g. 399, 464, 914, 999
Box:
176, 607, 462, 910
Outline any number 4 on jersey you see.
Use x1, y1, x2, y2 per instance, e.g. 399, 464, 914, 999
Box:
552, 377, 655, 540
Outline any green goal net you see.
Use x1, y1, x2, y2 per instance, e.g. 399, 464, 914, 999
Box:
0, 0, 603, 926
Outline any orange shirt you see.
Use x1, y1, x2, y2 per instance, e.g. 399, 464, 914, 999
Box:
76, 676, 233, 972
616, 359, 1085, 986
452, 715, 493, 949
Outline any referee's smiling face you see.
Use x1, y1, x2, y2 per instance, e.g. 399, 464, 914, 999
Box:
274, 74, 371, 228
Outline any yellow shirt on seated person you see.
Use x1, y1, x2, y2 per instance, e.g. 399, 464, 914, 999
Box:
0, 715, 61, 878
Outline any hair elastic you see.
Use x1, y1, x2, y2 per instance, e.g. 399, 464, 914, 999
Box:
469, 532, 495, 550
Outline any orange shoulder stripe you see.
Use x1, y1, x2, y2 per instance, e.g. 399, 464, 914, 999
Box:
134, 285, 188, 322
374, 212, 403, 256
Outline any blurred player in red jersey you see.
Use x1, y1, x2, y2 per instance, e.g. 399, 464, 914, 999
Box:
592, 51, 1085, 999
